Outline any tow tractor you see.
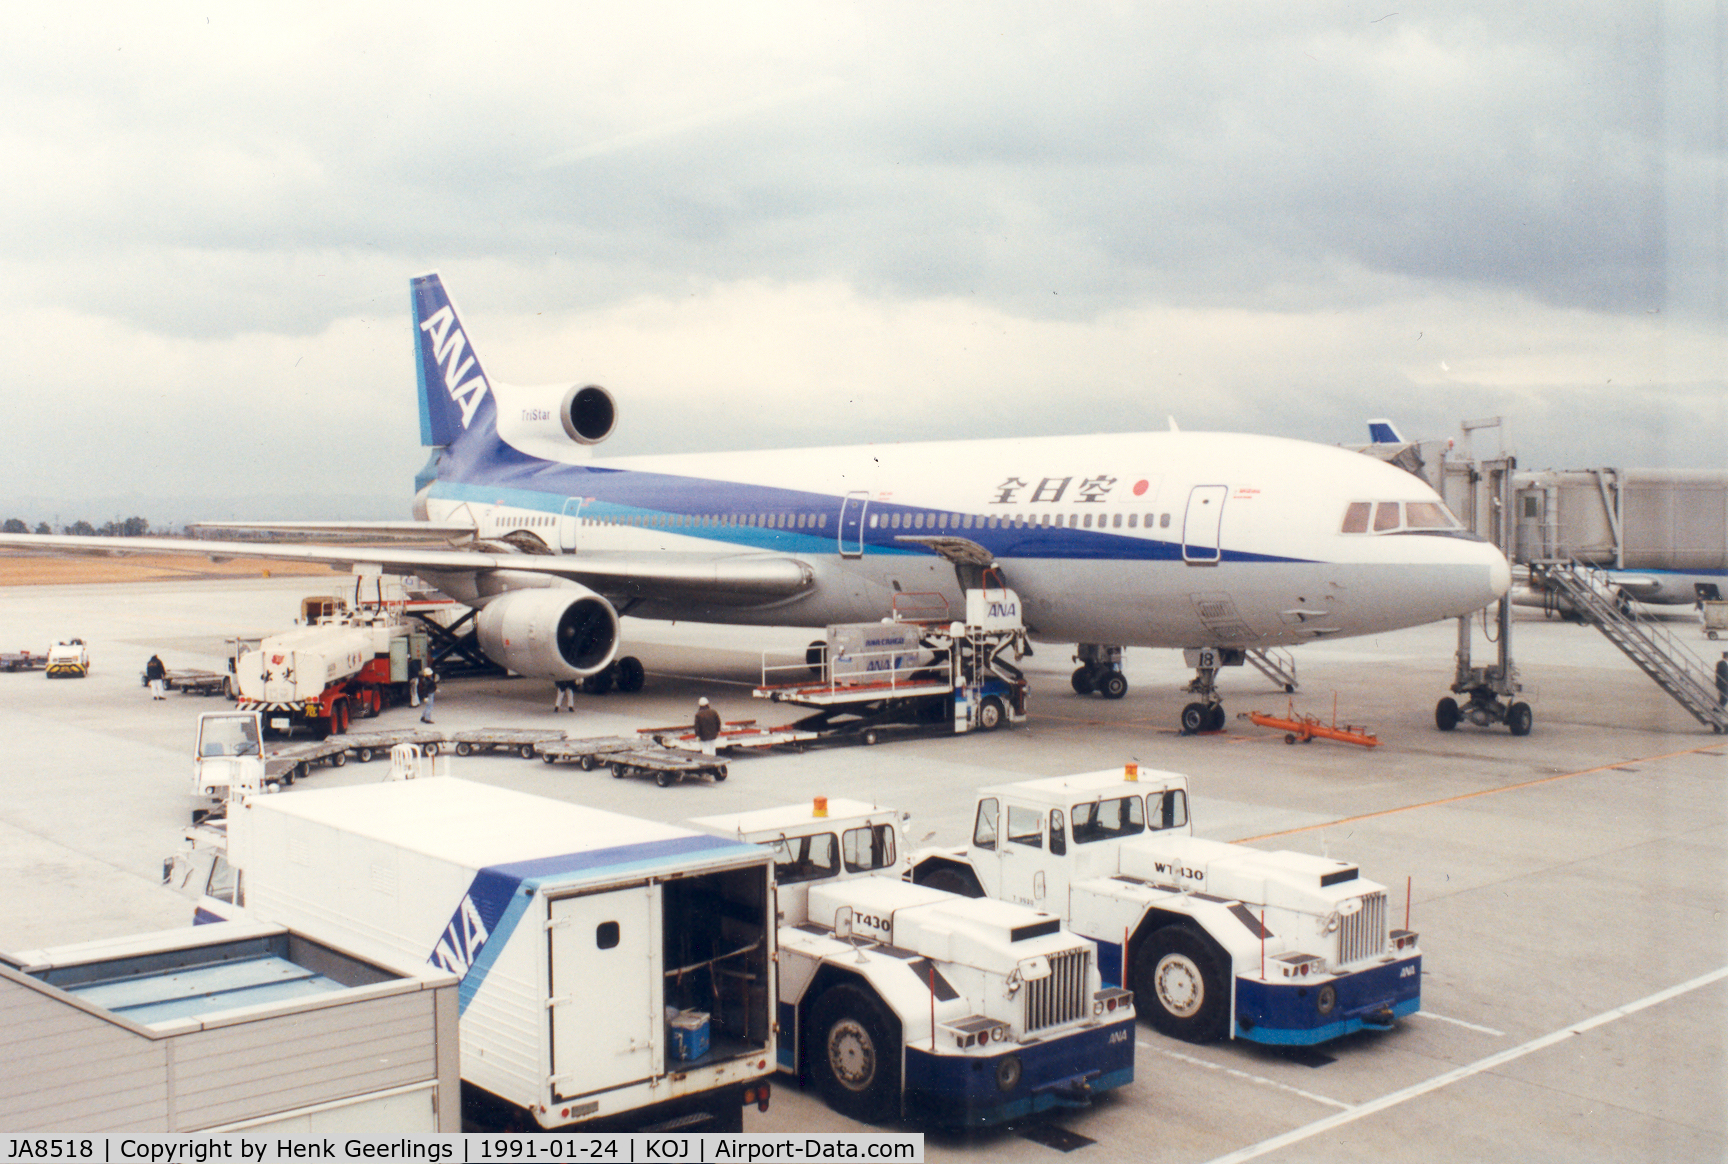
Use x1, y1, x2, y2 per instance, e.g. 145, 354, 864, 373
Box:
45, 639, 89, 678
911, 767, 1421, 1047
689, 798, 1134, 1127
752, 588, 1030, 746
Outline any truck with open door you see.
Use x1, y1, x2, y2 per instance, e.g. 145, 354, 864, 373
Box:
218, 777, 776, 1132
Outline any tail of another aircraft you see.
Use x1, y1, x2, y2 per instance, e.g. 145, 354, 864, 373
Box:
1366, 418, 1406, 445
412, 272, 497, 449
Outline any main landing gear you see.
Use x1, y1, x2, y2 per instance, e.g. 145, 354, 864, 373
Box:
1180, 648, 1228, 734
578, 655, 647, 696
1071, 643, 1129, 699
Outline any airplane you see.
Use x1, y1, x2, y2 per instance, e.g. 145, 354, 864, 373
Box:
0, 273, 1512, 732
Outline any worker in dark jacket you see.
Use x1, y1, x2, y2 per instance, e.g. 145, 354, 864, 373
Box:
417, 670, 439, 723
1716, 652, 1728, 709
145, 654, 167, 700
694, 697, 721, 754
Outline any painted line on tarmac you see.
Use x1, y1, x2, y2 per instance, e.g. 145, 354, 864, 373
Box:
1232, 741, 1728, 844
1144, 1044, 1351, 1111
1201, 963, 1728, 1164
1409, 1010, 1505, 1037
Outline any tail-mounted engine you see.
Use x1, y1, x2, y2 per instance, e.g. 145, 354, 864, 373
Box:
474, 585, 619, 679
492, 382, 618, 460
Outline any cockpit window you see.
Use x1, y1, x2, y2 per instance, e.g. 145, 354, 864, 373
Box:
1405, 502, 1460, 530
1342, 500, 1464, 535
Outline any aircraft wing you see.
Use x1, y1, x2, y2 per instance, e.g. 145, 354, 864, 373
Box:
0, 534, 814, 605
190, 520, 478, 539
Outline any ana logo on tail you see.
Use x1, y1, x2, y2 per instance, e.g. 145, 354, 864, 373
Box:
419, 304, 490, 430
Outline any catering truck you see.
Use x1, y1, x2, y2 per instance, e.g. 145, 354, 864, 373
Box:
910, 768, 1421, 1047
690, 798, 1134, 1126
218, 776, 777, 1132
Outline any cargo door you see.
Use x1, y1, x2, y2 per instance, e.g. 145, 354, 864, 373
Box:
559, 497, 584, 553
838, 492, 869, 558
549, 884, 657, 1101
1182, 485, 1228, 565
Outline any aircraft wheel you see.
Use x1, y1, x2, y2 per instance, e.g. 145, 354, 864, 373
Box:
1099, 672, 1129, 700
1206, 704, 1226, 731
614, 656, 646, 693
331, 750, 347, 768
1180, 702, 1208, 734
809, 986, 902, 1125
1070, 667, 1095, 695
583, 669, 614, 696
1133, 926, 1228, 1043
454, 742, 472, 757
1507, 701, 1534, 737
1435, 697, 1461, 732
977, 697, 1005, 731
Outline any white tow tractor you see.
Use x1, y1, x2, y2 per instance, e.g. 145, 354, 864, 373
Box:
689, 798, 1134, 1127
44, 639, 89, 678
910, 768, 1421, 1047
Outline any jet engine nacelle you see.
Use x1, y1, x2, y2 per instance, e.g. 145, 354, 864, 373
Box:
492, 382, 618, 459
474, 585, 619, 680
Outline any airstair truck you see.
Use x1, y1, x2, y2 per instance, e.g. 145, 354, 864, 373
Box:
222, 776, 777, 1133
910, 768, 1421, 1047
690, 799, 1134, 1127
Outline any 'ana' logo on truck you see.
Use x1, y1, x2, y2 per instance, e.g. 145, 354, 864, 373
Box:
419, 305, 490, 429
429, 893, 491, 977
988, 601, 1017, 618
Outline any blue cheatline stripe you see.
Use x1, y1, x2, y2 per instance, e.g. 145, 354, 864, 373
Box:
428, 477, 1310, 565
444, 835, 761, 1014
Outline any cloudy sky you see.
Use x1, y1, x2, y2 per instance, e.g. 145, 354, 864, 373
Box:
2, 1, 1722, 525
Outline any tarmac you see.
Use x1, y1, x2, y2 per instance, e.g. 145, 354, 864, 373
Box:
0, 574, 1723, 1160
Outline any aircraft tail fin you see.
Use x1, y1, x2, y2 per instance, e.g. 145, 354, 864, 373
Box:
412, 272, 497, 447
1366, 418, 1405, 444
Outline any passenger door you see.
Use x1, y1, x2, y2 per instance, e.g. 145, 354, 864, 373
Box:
1182, 485, 1228, 564
838, 492, 869, 558
559, 497, 584, 553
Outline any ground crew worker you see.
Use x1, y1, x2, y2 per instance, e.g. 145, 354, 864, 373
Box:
417, 670, 439, 723
1716, 652, 1728, 709
694, 697, 721, 755
554, 679, 577, 712
145, 654, 167, 700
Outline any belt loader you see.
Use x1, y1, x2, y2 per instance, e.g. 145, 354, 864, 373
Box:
910, 768, 1421, 1047
690, 798, 1134, 1127
203, 776, 777, 1132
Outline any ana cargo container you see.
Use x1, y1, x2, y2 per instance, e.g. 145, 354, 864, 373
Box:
220, 777, 776, 1132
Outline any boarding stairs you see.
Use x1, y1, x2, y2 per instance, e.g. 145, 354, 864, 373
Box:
1246, 647, 1300, 692
1531, 560, 1728, 732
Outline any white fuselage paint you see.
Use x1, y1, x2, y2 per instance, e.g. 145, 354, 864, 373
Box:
423, 430, 1511, 650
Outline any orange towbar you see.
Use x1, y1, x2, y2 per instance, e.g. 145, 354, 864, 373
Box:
1242, 696, 1380, 748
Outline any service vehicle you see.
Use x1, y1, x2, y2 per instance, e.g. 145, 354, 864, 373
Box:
753, 588, 1031, 745
910, 768, 1421, 1047
234, 590, 430, 737
44, 639, 89, 678
189, 710, 274, 823
690, 798, 1134, 1126
208, 776, 777, 1133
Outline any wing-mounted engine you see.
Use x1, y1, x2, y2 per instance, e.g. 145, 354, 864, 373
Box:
474, 585, 619, 679
491, 382, 618, 461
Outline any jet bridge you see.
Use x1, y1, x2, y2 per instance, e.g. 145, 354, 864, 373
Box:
1377, 418, 1728, 735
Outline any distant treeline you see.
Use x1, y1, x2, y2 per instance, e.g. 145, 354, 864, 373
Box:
3, 516, 153, 536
